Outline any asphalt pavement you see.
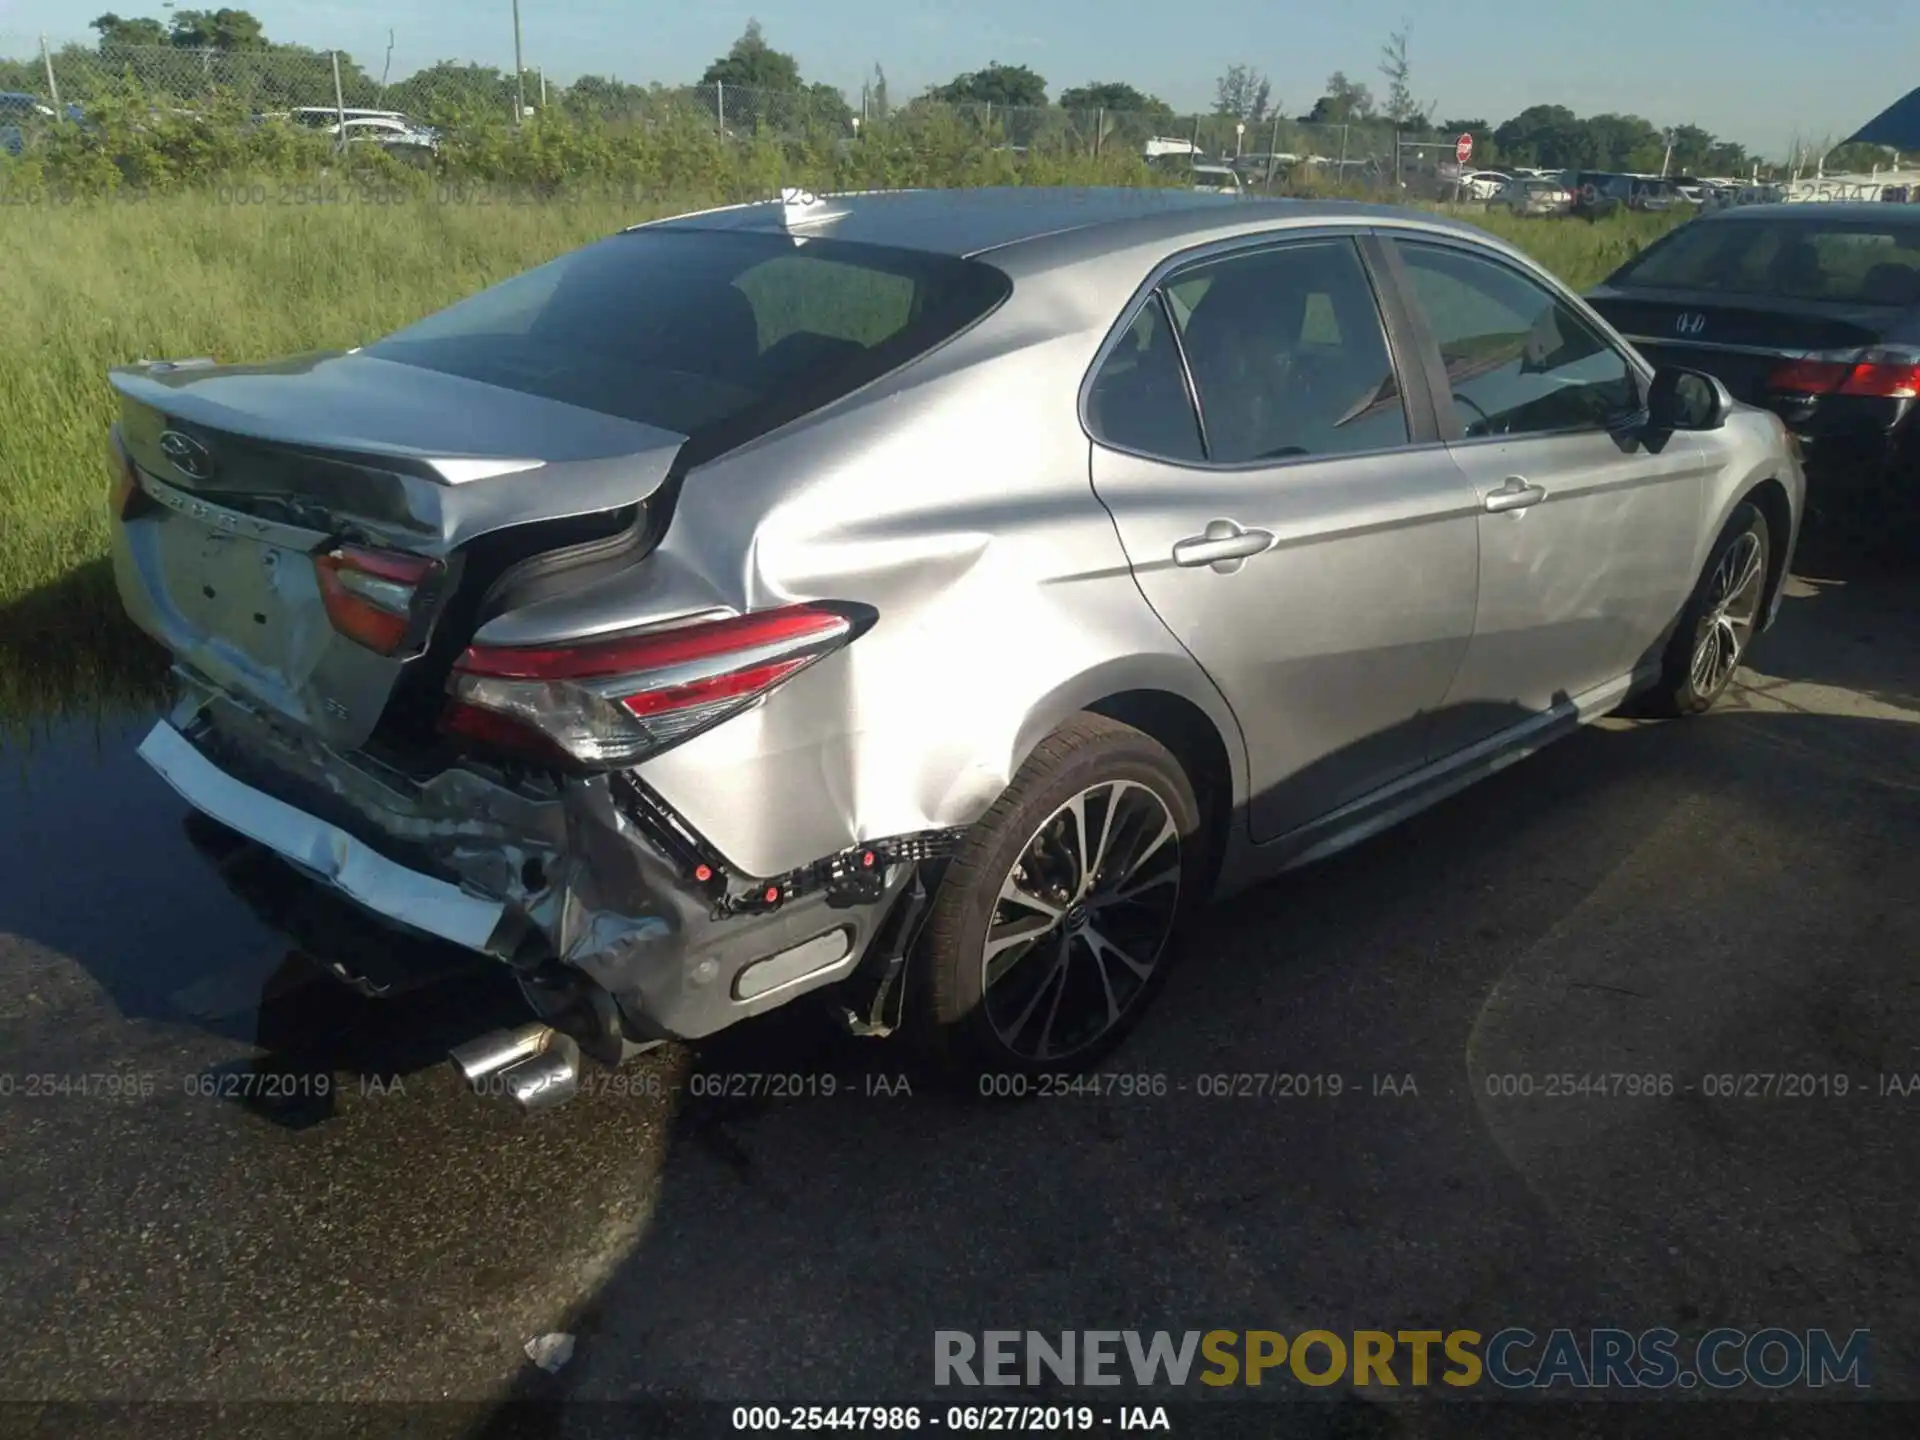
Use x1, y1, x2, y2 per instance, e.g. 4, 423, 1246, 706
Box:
0, 547, 1914, 1434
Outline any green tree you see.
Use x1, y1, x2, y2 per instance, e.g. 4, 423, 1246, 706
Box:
168, 9, 267, 49
1585, 112, 1664, 170
1492, 103, 1592, 168
383, 61, 517, 123
868, 63, 889, 120
1704, 139, 1752, 177
805, 81, 852, 130
560, 74, 651, 122
1058, 81, 1171, 118
928, 62, 1047, 107
1662, 122, 1714, 174
90, 13, 169, 47
1213, 64, 1272, 123
1378, 26, 1431, 127
700, 19, 802, 92
1302, 72, 1373, 124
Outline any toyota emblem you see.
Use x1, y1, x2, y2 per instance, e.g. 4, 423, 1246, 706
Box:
1675, 312, 1707, 336
158, 429, 214, 481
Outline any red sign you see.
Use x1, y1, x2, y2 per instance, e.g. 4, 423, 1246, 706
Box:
1455, 132, 1474, 165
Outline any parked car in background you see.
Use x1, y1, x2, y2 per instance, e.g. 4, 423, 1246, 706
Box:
1189, 164, 1244, 196
1563, 171, 1686, 216
1588, 201, 1920, 542
273, 106, 439, 153
0, 90, 56, 156
1142, 136, 1203, 161
1460, 170, 1511, 201
336, 115, 440, 156
287, 106, 417, 129
108, 188, 1800, 1103
1490, 175, 1574, 216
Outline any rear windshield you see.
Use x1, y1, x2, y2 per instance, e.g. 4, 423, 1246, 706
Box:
1609, 218, 1920, 305
367, 227, 1011, 437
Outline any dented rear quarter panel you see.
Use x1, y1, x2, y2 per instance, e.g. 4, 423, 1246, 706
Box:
468, 268, 1251, 879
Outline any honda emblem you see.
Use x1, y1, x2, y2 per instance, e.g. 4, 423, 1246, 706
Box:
1675, 312, 1707, 336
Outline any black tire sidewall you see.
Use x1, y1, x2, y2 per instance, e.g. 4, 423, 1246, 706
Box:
910, 717, 1202, 1080
1659, 501, 1771, 714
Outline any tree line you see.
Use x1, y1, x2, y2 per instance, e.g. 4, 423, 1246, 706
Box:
0, 11, 1892, 177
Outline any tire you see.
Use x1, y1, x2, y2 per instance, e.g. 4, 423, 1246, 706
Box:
906, 713, 1203, 1083
1641, 502, 1772, 717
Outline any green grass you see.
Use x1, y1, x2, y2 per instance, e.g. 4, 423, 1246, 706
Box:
0, 188, 1680, 726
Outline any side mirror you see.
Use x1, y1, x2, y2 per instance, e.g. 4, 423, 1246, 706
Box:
1647, 365, 1731, 431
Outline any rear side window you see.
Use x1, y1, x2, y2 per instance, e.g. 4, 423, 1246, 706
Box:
1161, 238, 1409, 464
1087, 295, 1205, 462
367, 228, 1010, 439
1611, 219, 1920, 305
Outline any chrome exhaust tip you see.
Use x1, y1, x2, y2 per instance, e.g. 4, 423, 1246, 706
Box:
450, 1023, 584, 1114
497, 1041, 582, 1114
449, 1020, 557, 1088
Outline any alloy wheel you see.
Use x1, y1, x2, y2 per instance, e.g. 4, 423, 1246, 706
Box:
979, 780, 1182, 1063
1689, 529, 1766, 697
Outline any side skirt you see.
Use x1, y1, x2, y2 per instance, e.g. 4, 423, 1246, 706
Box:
1210, 665, 1658, 901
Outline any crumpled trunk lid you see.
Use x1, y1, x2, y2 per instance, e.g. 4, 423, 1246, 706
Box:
109, 351, 687, 752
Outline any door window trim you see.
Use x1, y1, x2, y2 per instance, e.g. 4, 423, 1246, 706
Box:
1375, 229, 1654, 449
1079, 226, 1442, 472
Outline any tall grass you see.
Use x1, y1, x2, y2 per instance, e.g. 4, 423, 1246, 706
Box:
0, 187, 1678, 724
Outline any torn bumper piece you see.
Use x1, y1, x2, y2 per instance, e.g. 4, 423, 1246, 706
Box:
135, 709, 935, 1043
140, 722, 506, 951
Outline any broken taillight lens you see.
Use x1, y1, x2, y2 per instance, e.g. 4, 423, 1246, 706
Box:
440, 603, 865, 768
313, 545, 441, 656
1766, 347, 1920, 400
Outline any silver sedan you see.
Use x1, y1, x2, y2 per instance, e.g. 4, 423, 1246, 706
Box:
106, 187, 1803, 1102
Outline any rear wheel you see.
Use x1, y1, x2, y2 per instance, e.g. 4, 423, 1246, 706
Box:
907, 714, 1200, 1082
1642, 502, 1771, 716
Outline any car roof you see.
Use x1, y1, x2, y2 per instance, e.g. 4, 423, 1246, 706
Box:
1695, 202, 1920, 224
636, 185, 1488, 261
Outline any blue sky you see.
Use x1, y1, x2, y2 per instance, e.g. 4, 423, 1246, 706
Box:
0, 0, 1904, 155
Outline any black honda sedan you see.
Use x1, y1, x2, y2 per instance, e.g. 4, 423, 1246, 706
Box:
1587, 203, 1920, 542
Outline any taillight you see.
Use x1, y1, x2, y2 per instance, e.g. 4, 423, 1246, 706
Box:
441, 602, 866, 768
1767, 347, 1920, 400
313, 545, 440, 656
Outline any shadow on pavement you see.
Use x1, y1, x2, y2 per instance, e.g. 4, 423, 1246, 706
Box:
456, 567, 1919, 1428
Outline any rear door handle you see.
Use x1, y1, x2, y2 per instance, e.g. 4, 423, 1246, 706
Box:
1483, 476, 1547, 514
1172, 520, 1274, 572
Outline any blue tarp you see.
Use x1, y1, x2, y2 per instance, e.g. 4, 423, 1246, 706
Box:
1846, 87, 1920, 149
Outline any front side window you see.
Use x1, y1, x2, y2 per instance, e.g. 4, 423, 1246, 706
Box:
1393, 240, 1639, 439
1158, 238, 1409, 464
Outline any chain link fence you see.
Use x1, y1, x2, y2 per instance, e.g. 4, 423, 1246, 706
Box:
1, 32, 1425, 193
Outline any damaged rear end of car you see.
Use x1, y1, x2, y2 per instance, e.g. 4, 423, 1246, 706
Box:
108, 219, 1015, 1102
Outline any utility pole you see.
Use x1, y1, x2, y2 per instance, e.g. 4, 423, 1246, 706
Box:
1661, 129, 1673, 178
511, 0, 525, 122
39, 35, 61, 112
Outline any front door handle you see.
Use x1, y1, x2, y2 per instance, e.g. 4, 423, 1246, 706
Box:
1483, 476, 1547, 514
1172, 519, 1274, 572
